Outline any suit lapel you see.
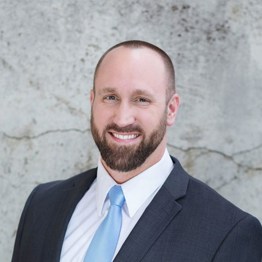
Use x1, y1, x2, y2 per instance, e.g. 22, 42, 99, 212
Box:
41, 169, 97, 262
114, 157, 189, 262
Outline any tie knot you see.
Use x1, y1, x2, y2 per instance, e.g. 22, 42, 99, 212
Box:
108, 185, 125, 207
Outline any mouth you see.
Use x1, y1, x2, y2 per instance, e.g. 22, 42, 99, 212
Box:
108, 131, 141, 143
113, 133, 139, 140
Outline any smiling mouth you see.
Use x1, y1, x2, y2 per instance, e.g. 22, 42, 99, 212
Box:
110, 132, 140, 140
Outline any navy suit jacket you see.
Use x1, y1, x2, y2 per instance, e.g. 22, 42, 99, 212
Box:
12, 157, 262, 261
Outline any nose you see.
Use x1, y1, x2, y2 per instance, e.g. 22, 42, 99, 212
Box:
113, 102, 136, 127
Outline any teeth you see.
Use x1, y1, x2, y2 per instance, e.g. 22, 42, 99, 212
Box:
113, 133, 138, 140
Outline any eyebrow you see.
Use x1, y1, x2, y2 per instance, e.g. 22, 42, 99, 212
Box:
132, 89, 154, 99
97, 87, 117, 95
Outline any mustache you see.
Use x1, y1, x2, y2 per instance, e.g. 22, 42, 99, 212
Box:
105, 123, 144, 133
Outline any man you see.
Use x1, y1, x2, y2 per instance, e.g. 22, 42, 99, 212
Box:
12, 40, 262, 262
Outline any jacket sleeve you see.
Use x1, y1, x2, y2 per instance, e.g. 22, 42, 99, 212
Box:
213, 214, 262, 262
11, 185, 40, 262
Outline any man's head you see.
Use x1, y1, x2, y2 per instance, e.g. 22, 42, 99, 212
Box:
93, 40, 176, 102
90, 40, 179, 182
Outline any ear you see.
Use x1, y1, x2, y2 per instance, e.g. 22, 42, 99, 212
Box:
166, 93, 180, 126
90, 89, 95, 104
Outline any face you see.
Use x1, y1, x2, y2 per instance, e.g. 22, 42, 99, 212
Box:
90, 47, 179, 174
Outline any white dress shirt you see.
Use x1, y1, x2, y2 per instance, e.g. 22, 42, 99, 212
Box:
60, 149, 174, 262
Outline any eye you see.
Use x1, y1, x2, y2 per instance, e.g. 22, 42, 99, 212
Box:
103, 95, 118, 103
134, 97, 151, 105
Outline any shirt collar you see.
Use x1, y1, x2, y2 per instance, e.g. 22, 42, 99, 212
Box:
96, 149, 174, 217
96, 160, 117, 216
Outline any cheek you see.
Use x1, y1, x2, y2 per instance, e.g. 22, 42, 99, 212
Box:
92, 105, 112, 127
137, 111, 161, 130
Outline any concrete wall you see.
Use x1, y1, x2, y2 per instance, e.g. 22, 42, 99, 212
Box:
1, 0, 261, 260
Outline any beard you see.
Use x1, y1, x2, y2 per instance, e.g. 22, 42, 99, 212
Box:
90, 111, 167, 172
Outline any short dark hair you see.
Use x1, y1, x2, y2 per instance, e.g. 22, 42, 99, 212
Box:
93, 40, 176, 99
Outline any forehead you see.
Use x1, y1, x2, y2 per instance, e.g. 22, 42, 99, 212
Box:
94, 46, 168, 92
97, 46, 165, 70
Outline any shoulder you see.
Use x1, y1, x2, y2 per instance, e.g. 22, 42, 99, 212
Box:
25, 168, 97, 207
34, 168, 97, 192
186, 172, 253, 223
170, 156, 251, 220
180, 165, 254, 225
170, 155, 262, 237
168, 156, 262, 260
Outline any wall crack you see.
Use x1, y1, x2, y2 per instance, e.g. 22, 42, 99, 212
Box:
167, 143, 262, 172
2, 128, 90, 140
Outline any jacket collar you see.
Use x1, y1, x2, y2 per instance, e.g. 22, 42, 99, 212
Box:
114, 156, 189, 262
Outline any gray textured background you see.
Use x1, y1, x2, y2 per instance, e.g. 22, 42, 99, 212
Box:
1, 0, 262, 260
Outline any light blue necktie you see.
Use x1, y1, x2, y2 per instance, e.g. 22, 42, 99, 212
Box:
84, 185, 125, 262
